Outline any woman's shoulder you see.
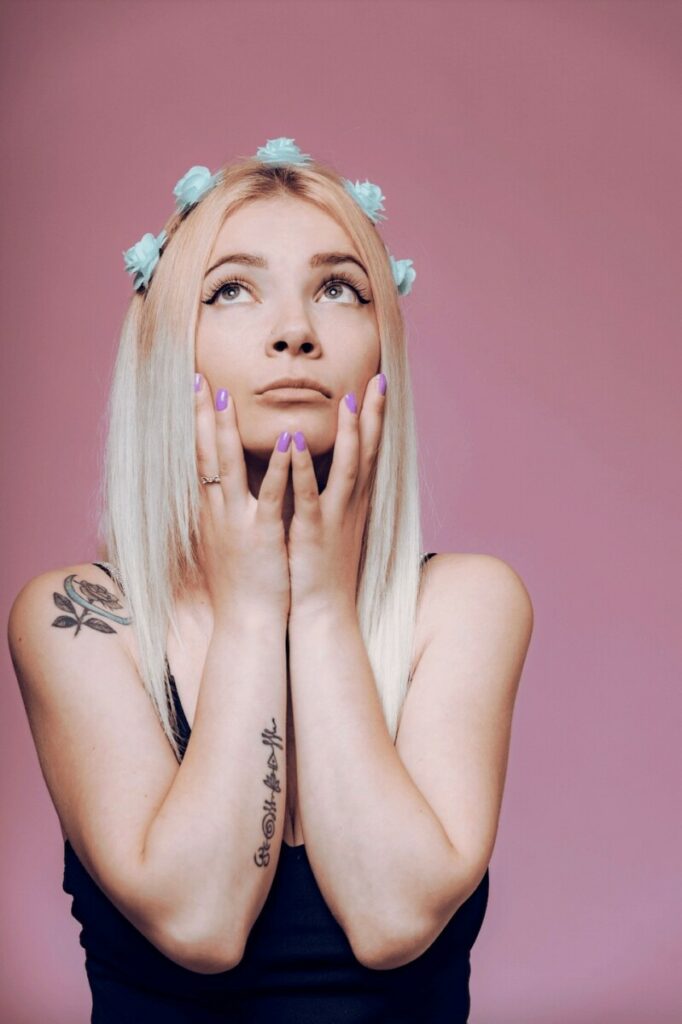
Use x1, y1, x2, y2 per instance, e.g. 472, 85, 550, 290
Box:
423, 550, 531, 585
10, 559, 128, 613
419, 551, 533, 631
8, 560, 133, 676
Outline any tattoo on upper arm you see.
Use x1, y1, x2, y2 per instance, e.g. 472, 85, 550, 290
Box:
51, 574, 132, 637
254, 717, 284, 869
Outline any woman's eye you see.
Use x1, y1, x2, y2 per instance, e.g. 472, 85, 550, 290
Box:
204, 279, 252, 305
321, 280, 357, 303
320, 277, 371, 304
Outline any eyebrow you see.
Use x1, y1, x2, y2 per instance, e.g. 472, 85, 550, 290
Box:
204, 251, 369, 280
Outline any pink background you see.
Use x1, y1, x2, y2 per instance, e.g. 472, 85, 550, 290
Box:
1, 1, 680, 1021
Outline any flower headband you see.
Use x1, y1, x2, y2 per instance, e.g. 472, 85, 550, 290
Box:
122, 136, 416, 296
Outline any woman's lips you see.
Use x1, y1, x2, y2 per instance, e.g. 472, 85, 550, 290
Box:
257, 387, 328, 402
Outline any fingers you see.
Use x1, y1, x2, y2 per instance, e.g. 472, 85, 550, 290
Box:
212, 383, 250, 501
194, 374, 248, 507
195, 372, 294, 523
355, 373, 386, 493
255, 429, 294, 525
323, 373, 387, 512
195, 374, 220, 500
290, 429, 322, 526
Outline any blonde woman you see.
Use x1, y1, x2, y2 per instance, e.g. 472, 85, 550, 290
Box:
8, 138, 533, 1022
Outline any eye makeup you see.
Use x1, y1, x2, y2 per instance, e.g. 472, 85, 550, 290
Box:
201, 272, 372, 306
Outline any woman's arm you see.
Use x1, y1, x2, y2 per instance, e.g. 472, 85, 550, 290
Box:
287, 554, 533, 970
141, 602, 289, 965
8, 567, 288, 975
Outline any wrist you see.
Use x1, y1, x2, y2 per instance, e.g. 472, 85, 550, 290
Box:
288, 592, 358, 628
212, 600, 288, 634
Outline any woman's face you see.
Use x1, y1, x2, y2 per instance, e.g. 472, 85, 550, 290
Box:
196, 196, 381, 461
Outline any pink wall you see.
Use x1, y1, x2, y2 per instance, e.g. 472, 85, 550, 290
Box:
2, 1, 680, 1020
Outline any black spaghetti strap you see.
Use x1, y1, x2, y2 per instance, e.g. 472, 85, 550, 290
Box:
91, 561, 189, 748
165, 662, 191, 744
92, 560, 115, 579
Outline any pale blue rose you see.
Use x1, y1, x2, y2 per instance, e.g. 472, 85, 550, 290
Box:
343, 179, 387, 223
173, 165, 222, 213
389, 255, 416, 296
122, 229, 168, 290
255, 137, 312, 166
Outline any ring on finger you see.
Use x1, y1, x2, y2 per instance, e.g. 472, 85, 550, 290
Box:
200, 474, 221, 485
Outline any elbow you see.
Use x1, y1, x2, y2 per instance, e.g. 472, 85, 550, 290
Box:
351, 929, 427, 972
349, 877, 475, 970
150, 915, 247, 975
348, 910, 437, 972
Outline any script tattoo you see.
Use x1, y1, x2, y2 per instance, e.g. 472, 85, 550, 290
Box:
254, 718, 284, 868
51, 574, 132, 637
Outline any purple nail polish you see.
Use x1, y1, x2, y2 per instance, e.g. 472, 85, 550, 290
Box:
377, 373, 387, 396
294, 431, 306, 451
277, 430, 292, 452
215, 388, 228, 411
344, 392, 357, 414
194, 373, 203, 392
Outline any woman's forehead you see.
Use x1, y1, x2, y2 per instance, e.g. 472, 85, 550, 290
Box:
211, 196, 354, 255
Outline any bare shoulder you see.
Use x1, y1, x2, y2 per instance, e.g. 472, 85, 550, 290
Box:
7, 561, 133, 695
421, 551, 533, 605
418, 552, 534, 658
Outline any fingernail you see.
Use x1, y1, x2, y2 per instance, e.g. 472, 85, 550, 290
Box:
294, 430, 306, 451
194, 373, 203, 392
377, 373, 387, 396
344, 392, 357, 414
215, 388, 229, 411
277, 430, 292, 452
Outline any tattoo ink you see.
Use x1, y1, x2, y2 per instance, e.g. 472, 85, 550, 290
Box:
51, 574, 132, 637
253, 717, 284, 868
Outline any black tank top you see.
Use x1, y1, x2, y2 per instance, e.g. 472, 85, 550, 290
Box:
62, 555, 489, 1023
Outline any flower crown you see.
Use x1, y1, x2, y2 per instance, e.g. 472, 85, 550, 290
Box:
122, 136, 416, 297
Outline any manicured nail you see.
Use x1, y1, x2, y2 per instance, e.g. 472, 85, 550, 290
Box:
344, 392, 357, 414
277, 430, 292, 452
194, 372, 203, 392
215, 388, 228, 411
377, 373, 387, 396
294, 430, 306, 451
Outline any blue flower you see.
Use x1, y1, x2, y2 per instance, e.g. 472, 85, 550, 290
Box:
389, 255, 416, 296
173, 165, 223, 214
343, 179, 387, 223
122, 229, 168, 291
255, 137, 312, 166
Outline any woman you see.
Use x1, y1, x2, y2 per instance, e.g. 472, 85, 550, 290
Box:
8, 137, 533, 1022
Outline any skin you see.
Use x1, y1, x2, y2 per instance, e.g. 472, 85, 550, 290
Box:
193, 194, 388, 847
12, 188, 532, 972
195, 194, 382, 537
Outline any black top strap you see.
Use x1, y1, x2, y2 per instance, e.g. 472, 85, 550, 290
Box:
92, 560, 115, 579
91, 561, 189, 751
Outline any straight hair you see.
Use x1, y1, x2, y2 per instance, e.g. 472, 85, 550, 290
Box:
96, 155, 425, 762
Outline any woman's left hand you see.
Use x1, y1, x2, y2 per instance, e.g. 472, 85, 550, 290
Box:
287, 373, 387, 616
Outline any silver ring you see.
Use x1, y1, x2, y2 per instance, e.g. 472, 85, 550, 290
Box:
200, 474, 221, 485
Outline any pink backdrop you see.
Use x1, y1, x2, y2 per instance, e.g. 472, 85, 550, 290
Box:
1, 1, 680, 1021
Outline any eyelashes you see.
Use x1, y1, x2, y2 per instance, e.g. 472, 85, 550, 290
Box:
201, 272, 372, 306
202, 275, 251, 305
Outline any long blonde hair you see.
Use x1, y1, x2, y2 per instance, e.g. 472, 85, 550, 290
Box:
96, 154, 424, 761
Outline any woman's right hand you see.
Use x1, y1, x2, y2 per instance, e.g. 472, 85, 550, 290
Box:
194, 374, 293, 621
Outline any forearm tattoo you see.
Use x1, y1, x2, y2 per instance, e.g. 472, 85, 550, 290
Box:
51, 575, 132, 637
254, 718, 284, 868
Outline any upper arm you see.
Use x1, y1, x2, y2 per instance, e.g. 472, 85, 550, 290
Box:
396, 553, 533, 917
7, 564, 186, 955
